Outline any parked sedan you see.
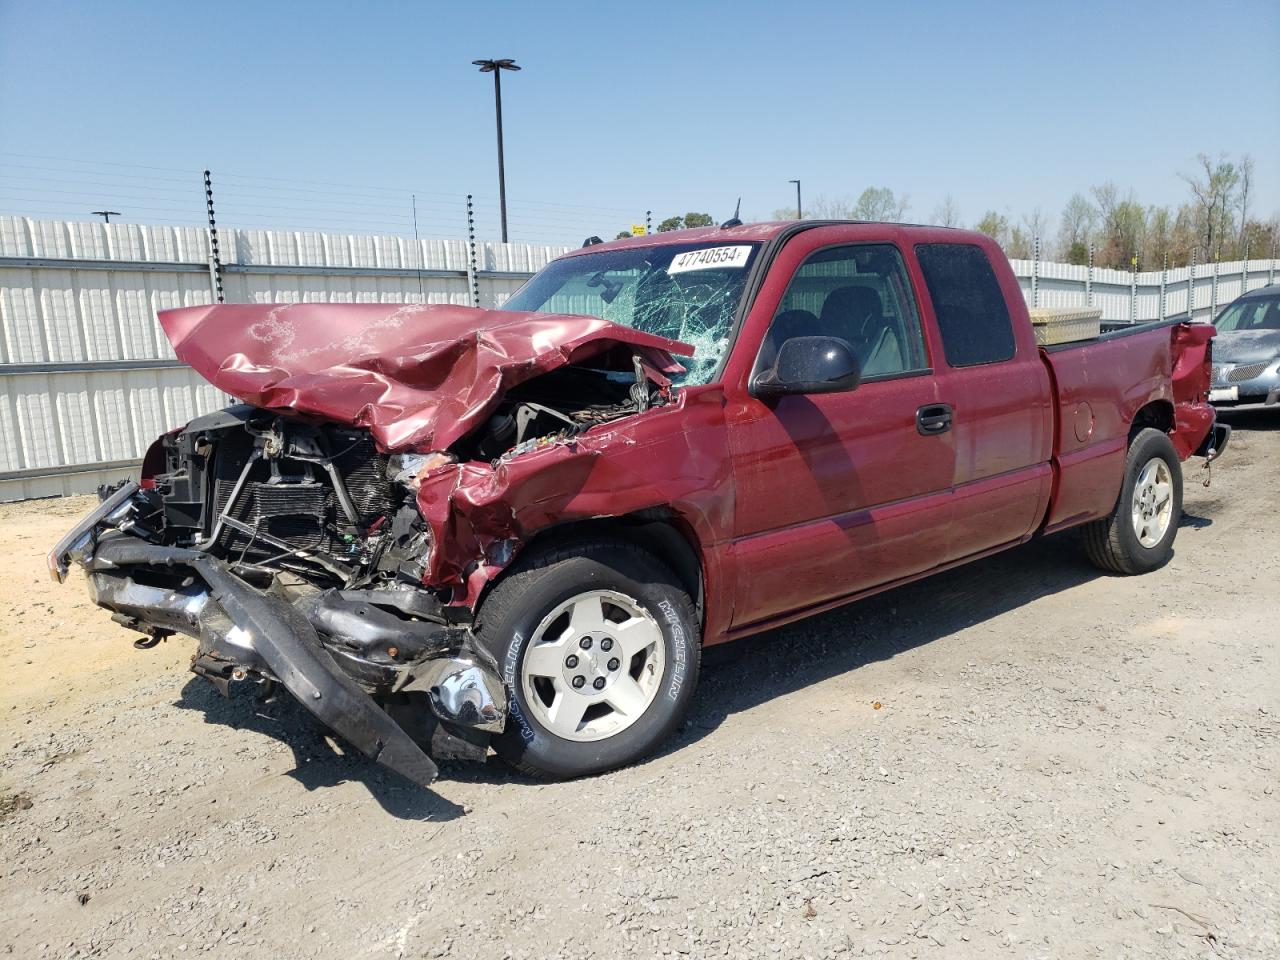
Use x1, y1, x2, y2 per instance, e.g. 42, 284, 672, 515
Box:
1209, 284, 1280, 411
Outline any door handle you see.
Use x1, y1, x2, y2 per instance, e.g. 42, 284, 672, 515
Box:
916, 403, 953, 436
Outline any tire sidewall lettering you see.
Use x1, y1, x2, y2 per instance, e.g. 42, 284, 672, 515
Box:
502, 630, 536, 743
659, 598, 687, 702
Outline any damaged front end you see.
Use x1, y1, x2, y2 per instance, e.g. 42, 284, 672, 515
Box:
49, 409, 507, 787
49, 302, 693, 787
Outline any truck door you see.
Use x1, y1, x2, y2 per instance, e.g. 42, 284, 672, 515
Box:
724, 230, 956, 631
911, 241, 1054, 562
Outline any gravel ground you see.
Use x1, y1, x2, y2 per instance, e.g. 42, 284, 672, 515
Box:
1, 413, 1276, 960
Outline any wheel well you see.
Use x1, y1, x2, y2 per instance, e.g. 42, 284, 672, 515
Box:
512, 513, 706, 623
1129, 400, 1174, 442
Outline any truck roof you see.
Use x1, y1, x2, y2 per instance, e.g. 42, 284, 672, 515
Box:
561, 220, 987, 258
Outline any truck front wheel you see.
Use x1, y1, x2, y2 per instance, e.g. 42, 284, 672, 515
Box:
1082, 427, 1183, 575
475, 538, 701, 779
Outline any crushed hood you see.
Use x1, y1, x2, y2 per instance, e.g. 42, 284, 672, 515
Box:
159, 303, 693, 452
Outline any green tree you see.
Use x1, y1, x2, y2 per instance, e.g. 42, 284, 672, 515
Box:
974, 211, 1009, 245
615, 230, 634, 240
1141, 206, 1174, 268
1241, 216, 1279, 260
1006, 225, 1031, 259
655, 212, 714, 232
850, 187, 909, 222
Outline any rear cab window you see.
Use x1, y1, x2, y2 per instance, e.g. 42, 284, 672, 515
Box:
914, 243, 1016, 367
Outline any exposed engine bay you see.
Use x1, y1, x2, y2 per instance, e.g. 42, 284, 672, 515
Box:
140, 360, 661, 591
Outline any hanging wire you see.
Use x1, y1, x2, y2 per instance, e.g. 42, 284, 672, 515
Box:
0, 151, 648, 245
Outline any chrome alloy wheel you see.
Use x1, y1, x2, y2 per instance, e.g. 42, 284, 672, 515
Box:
520, 589, 666, 742
1131, 456, 1174, 548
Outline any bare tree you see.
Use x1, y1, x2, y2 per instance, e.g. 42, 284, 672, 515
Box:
789, 194, 852, 219
1091, 183, 1145, 268
1237, 154, 1254, 253
1056, 193, 1097, 264
1180, 153, 1240, 259
930, 195, 961, 227
1021, 207, 1049, 254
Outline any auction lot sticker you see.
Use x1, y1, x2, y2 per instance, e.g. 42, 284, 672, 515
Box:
667, 246, 752, 274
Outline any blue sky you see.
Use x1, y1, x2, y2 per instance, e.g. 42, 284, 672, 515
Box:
1, 0, 1276, 244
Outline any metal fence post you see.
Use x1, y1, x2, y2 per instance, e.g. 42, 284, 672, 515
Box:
465, 195, 480, 308
203, 169, 224, 303
1188, 250, 1197, 320
1031, 236, 1040, 308
1129, 257, 1137, 323
1210, 252, 1220, 320
1086, 242, 1094, 308
1160, 254, 1167, 321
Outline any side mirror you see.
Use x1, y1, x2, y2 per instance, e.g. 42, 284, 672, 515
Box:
751, 336, 862, 398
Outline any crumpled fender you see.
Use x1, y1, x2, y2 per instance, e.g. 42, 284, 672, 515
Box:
158, 303, 692, 453
1170, 322, 1216, 460
414, 387, 735, 615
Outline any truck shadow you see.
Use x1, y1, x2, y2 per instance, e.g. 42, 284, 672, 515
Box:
173, 528, 1200, 805
667, 531, 1117, 750
172, 678, 466, 821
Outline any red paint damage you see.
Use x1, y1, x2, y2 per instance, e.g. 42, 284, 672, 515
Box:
1169, 321, 1216, 459
158, 302, 704, 607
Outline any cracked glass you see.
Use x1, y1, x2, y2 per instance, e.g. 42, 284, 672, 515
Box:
501, 241, 763, 385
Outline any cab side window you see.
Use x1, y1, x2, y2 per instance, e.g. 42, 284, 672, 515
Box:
914, 243, 1016, 367
759, 244, 929, 378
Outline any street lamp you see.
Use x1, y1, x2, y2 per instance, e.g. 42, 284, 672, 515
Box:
787, 180, 802, 220
92, 210, 121, 223
473, 57, 521, 243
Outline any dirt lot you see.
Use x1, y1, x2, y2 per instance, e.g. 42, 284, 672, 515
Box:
1, 414, 1276, 960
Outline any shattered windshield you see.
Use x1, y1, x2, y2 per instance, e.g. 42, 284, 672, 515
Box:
500, 241, 762, 385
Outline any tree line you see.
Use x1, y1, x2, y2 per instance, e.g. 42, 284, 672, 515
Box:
763, 153, 1275, 270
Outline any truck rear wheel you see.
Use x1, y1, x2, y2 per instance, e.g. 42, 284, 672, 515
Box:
475, 538, 700, 780
1082, 427, 1183, 575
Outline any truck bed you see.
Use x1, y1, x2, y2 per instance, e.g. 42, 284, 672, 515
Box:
1039, 318, 1214, 532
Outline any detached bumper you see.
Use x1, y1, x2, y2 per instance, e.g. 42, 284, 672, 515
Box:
89, 536, 445, 786
50, 490, 506, 789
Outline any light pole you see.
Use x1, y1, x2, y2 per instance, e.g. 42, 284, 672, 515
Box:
92, 210, 121, 223
473, 58, 521, 243
787, 180, 802, 220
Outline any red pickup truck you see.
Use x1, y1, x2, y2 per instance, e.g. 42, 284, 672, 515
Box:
50, 221, 1228, 787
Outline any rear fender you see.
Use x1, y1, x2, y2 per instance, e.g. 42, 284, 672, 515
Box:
1169, 323, 1217, 460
